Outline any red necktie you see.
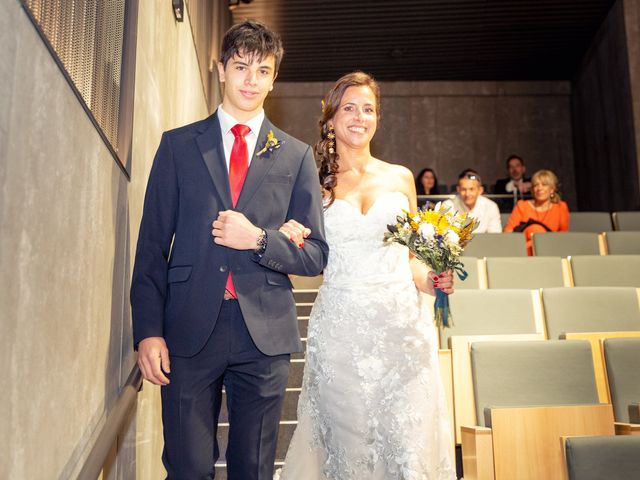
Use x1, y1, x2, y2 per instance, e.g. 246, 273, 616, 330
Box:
225, 124, 251, 298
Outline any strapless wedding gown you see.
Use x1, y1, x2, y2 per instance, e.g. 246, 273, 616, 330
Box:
277, 191, 456, 480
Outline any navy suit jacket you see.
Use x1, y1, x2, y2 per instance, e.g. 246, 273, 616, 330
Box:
131, 113, 328, 357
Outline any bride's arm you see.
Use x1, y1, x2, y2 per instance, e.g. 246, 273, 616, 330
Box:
398, 166, 455, 296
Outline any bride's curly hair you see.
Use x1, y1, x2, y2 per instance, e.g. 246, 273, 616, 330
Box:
316, 71, 380, 207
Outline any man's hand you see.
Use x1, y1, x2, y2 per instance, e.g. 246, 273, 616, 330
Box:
138, 337, 171, 386
515, 179, 532, 193
212, 210, 262, 250
278, 219, 311, 248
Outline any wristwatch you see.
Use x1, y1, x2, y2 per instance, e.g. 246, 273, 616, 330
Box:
255, 229, 267, 255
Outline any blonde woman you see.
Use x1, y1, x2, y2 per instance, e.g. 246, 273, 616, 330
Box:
503, 169, 570, 254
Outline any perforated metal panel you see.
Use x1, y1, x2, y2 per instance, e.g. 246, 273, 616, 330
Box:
23, 0, 126, 152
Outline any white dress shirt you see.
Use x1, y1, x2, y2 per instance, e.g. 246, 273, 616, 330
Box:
444, 195, 502, 233
217, 105, 265, 170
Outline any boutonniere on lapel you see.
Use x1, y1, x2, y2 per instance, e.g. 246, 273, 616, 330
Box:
256, 130, 284, 156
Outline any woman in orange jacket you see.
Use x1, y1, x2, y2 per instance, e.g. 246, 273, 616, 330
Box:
503, 169, 570, 255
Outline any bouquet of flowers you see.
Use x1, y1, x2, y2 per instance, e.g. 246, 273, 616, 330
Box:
384, 202, 478, 327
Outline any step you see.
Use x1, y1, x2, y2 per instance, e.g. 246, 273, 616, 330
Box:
219, 388, 300, 422
291, 275, 323, 289
213, 461, 285, 480
215, 421, 297, 465
293, 289, 319, 303
295, 303, 314, 317
291, 338, 306, 359
297, 317, 308, 338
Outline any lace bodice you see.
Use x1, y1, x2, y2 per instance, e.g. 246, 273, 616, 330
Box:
322, 191, 413, 287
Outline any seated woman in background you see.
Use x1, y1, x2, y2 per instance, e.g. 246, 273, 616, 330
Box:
415, 167, 441, 194
503, 169, 569, 255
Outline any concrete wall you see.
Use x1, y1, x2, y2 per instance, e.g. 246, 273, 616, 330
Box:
266, 80, 577, 208
571, 0, 640, 211
0, 0, 208, 478
624, 0, 640, 196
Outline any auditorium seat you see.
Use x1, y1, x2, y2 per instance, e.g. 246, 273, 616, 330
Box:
570, 255, 640, 287
456, 257, 487, 289
542, 287, 640, 339
443, 289, 545, 444
462, 340, 614, 480
532, 232, 604, 256
604, 231, 640, 255
612, 211, 640, 231
462, 233, 527, 257
604, 338, 640, 433
569, 211, 613, 232
442, 289, 543, 348
486, 256, 570, 289
564, 436, 640, 480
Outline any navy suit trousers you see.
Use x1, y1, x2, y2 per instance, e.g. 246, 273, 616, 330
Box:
161, 300, 290, 479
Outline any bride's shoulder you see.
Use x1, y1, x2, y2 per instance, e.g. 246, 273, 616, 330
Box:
373, 159, 413, 182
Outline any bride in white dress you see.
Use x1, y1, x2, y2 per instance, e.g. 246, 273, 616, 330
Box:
277, 72, 456, 480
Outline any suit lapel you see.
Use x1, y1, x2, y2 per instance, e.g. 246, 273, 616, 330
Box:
196, 113, 232, 210
235, 119, 281, 211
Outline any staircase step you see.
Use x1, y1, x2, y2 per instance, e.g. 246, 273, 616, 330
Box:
288, 358, 305, 388
291, 275, 323, 289
216, 421, 297, 465
219, 389, 300, 422
292, 338, 306, 359
297, 317, 308, 338
213, 461, 285, 480
293, 289, 319, 303
296, 303, 314, 317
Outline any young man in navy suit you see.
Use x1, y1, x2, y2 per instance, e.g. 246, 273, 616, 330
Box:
131, 21, 328, 479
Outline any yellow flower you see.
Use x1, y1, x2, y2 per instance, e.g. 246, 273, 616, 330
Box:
256, 130, 283, 156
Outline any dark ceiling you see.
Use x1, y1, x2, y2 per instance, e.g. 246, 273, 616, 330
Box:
231, 0, 616, 82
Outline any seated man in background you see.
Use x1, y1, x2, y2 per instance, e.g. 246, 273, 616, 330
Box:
444, 169, 502, 233
494, 154, 532, 195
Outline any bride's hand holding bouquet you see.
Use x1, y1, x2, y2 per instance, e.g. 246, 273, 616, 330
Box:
384, 202, 478, 327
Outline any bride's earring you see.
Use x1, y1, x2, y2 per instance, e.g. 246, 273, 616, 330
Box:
327, 125, 336, 154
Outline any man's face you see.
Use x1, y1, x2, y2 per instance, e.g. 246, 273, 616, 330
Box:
508, 158, 525, 181
457, 178, 483, 210
217, 52, 276, 121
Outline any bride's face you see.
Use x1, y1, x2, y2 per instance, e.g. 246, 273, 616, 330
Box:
330, 85, 377, 150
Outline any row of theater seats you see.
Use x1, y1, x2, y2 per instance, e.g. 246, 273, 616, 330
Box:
460, 338, 640, 480
459, 254, 640, 289
499, 210, 640, 233
463, 231, 640, 257
290, 274, 640, 479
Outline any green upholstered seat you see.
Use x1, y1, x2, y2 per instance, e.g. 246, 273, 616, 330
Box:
470, 340, 599, 427
486, 256, 565, 289
565, 435, 640, 480
570, 255, 640, 287
542, 287, 640, 339
604, 337, 640, 423
462, 233, 527, 257
456, 256, 484, 290
569, 212, 613, 232
532, 232, 601, 256
605, 231, 640, 255
442, 289, 541, 347
612, 211, 640, 231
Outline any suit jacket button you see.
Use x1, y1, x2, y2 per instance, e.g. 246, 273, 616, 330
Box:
219, 265, 228, 272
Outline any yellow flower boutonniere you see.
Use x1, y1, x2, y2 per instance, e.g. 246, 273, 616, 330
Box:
256, 130, 284, 156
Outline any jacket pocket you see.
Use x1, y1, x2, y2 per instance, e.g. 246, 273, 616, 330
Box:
265, 270, 292, 288
263, 174, 292, 184
167, 265, 192, 283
